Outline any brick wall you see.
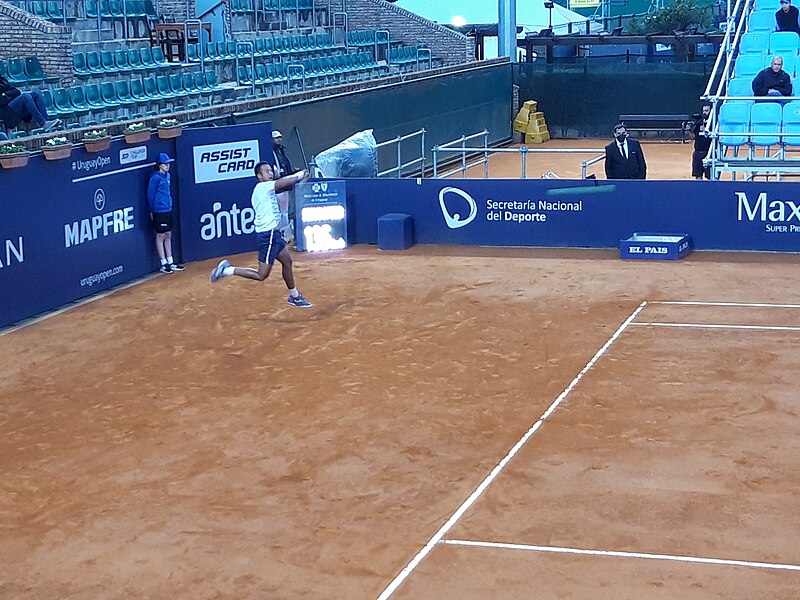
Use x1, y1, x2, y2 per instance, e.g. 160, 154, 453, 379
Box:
342, 0, 473, 65
0, 1, 72, 83
158, 0, 195, 22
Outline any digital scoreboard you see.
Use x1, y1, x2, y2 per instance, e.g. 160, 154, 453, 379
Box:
295, 180, 348, 252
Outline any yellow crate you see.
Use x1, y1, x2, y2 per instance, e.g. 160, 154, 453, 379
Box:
525, 131, 550, 144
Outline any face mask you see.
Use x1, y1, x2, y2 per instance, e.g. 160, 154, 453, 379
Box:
616, 133, 627, 142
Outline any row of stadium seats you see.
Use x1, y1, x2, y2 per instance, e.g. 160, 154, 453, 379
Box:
73, 47, 172, 78
734, 52, 800, 78
0, 56, 57, 86
6, 0, 157, 22
40, 72, 228, 125
237, 51, 386, 90
739, 31, 800, 55
187, 32, 339, 64
388, 46, 432, 68
719, 101, 800, 149
230, 0, 318, 14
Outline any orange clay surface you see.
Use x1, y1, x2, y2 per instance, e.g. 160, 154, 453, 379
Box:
2, 245, 800, 599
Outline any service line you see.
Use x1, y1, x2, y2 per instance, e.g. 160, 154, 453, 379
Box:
375, 301, 649, 600
653, 301, 800, 309
442, 539, 800, 573
631, 322, 800, 332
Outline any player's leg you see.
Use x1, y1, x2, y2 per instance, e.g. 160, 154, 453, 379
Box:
211, 231, 274, 282
277, 246, 312, 307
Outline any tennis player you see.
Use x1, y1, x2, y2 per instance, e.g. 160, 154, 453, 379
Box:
210, 161, 313, 308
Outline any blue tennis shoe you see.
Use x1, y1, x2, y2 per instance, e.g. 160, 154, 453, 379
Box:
210, 259, 230, 283
287, 294, 313, 308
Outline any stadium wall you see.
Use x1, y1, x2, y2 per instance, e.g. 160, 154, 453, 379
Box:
233, 60, 514, 176
0, 1, 72, 82
341, 0, 474, 65
515, 62, 710, 138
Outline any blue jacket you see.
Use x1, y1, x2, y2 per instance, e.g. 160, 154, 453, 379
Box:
147, 170, 173, 213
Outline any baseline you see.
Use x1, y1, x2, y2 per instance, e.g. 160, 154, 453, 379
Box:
375, 301, 649, 600
441, 540, 800, 573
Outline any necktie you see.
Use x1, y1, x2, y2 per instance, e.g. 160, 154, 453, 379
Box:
620, 143, 627, 159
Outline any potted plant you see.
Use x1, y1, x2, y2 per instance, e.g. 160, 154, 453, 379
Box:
42, 136, 73, 161
83, 128, 110, 153
157, 118, 182, 139
124, 122, 151, 144
0, 142, 30, 169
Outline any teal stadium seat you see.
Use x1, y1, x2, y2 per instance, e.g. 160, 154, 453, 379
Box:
168, 72, 187, 97
749, 102, 782, 148
727, 77, 755, 101
156, 75, 178, 99
748, 10, 777, 33
6, 58, 28, 85
83, 83, 107, 111
182, 72, 202, 100
73, 53, 91, 78
734, 54, 765, 78
129, 78, 150, 106
718, 102, 751, 150
115, 80, 137, 108
86, 51, 106, 75
128, 48, 145, 72
754, 0, 778, 9
781, 101, 800, 146
769, 31, 800, 55
100, 50, 118, 73
740, 31, 771, 54
151, 46, 170, 69
143, 76, 163, 101
99, 81, 122, 110
68, 86, 92, 116
114, 50, 134, 72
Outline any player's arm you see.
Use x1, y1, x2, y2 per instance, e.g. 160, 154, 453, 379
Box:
275, 169, 309, 192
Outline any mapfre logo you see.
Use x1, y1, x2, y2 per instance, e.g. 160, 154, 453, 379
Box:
438, 186, 477, 229
193, 140, 259, 184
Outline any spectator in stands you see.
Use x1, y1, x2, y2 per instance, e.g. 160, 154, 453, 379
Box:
272, 129, 296, 243
0, 74, 61, 133
147, 152, 185, 274
752, 55, 793, 97
604, 124, 647, 179
688, 102, 713, 180
776, 0, 800, 34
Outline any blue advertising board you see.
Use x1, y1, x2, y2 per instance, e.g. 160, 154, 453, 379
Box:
0, 136, 176, 328
176, 122, 273, 262
343, 178, 800, 252
294, 180, 347, 252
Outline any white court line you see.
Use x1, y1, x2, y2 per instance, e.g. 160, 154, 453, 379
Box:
653, 301, 800, 309
375, 301, 649, 600
0, 273, 160, 337
442, 539, 800, 573
631, 322, 800, 332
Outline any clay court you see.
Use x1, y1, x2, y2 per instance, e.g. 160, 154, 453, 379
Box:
3, 236, 800, 598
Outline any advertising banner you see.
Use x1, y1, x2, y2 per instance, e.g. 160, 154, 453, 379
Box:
0, 137, 174, 328
344, 178, 800, 252
294, 180, 348, 252
176, 123, 274, 262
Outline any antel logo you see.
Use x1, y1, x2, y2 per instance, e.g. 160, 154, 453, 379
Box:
438, 186, 477, 229
94, 188, 106, 212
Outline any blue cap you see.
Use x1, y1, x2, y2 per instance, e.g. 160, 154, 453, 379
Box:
158, 152, 174, 164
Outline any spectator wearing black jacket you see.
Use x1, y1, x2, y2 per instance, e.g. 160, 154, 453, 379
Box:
776, 0, 800, 34
0, 75, 60, 132
752, 56, 793, 97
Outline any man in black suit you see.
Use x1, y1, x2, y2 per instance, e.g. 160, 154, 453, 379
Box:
604, 124, 647, 179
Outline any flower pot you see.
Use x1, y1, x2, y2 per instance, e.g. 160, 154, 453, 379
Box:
42, 145, 73, 161
157, 126, 182, 139
0, 151, 30, 169
124, 129, 151, 144
83, 136, 111, 153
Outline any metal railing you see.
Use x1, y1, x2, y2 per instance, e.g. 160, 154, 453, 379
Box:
235, 40, 256, 96
376, 128, 426, 178
433, 132, 604, 179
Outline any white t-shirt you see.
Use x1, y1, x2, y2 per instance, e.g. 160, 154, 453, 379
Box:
251, 180, 281, 233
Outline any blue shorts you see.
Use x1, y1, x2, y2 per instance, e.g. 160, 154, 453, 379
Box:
257, 229, 286, 264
